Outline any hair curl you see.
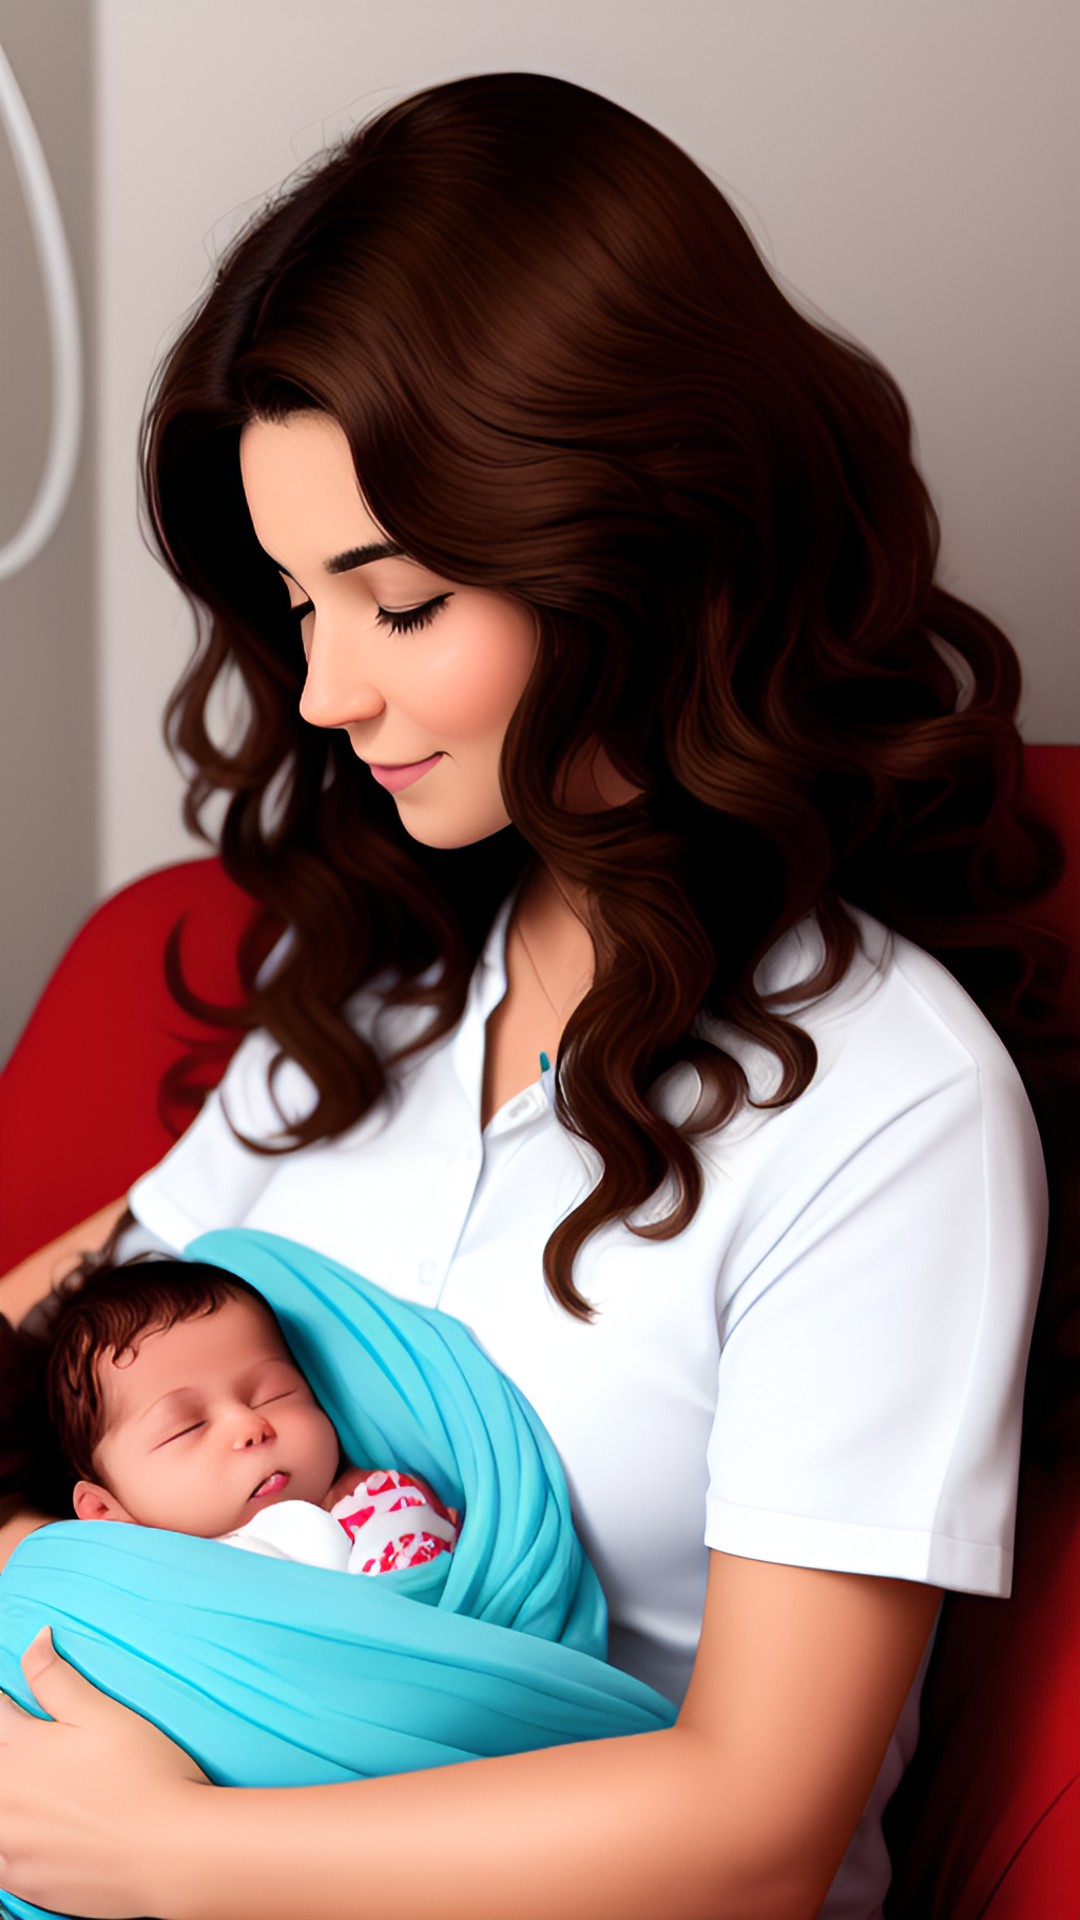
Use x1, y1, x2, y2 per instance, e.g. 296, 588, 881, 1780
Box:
139, 71, 1074, 1327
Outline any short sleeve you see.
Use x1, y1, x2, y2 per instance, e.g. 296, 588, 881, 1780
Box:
128, 1028, 318, 1252
704, 1059, 1048, 1596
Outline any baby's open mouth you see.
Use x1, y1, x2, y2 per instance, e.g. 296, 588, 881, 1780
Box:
251, 1470, 290, 1499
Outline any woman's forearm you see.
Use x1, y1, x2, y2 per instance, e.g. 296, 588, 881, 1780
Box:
158, 1725, 818, 1920
0, 1199, 130, 1573
0, 1197, 129, 1324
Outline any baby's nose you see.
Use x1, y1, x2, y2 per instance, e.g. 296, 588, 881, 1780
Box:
233, 1411, 275, 1448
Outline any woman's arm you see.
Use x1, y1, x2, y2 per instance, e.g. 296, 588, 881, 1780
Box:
0, 1197, 129, 1570
0, 1197, 130, 1325
1, 1548, 942, 1920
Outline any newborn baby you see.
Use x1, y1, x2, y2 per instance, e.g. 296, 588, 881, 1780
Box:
43, 1257, 459, 1575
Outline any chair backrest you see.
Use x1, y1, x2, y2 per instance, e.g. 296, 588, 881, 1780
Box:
0, 856, 268, 1272
1011, 743, 1080, 1013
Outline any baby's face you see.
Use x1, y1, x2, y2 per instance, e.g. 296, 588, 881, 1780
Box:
82, 1292, 341, 1537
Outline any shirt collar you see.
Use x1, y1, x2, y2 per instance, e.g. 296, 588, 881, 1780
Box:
470, 879, 523, 1026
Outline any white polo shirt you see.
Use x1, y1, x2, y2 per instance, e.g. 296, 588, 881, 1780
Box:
129, 890, 1047, 1919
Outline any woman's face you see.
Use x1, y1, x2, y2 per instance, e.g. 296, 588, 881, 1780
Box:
239, 412, 539, 848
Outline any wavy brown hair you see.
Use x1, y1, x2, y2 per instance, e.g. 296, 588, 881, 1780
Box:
139, 71, 1074, 1326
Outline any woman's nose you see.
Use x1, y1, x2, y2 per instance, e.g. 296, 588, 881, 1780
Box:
298, 630, 386, 731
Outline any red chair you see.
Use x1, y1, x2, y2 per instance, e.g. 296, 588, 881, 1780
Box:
0, 855, 272, 1273
1, 745, 1077, 1915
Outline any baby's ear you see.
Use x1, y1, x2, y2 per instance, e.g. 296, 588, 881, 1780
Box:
72, 1480, 130, 1522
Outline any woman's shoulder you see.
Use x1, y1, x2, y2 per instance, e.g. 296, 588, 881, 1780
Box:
693, 902, 1030, 1127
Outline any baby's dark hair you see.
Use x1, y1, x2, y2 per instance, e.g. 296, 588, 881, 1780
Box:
45, 1259, 271, 1484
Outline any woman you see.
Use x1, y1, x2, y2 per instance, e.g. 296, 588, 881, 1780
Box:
0, 70, 1066, 1920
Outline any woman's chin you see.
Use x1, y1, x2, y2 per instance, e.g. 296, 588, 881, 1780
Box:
395, 809, 515, 850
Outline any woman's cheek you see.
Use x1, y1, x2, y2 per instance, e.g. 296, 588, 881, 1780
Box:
431, 604, 537, 733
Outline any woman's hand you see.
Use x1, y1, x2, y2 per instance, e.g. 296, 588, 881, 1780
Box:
0, 1625, 209, 1918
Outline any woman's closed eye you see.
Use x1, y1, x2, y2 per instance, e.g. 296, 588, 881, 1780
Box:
288, 594, 451, 635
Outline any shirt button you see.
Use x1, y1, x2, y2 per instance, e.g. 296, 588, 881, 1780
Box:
418, 1259, 437, 1290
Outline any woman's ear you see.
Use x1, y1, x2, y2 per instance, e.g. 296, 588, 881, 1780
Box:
71, 1480, 132, 1523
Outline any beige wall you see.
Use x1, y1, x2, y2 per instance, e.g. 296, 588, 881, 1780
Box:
3, 0, 1078, 1053
0, 0, 96, 1061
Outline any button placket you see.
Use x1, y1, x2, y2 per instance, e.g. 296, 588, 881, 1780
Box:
485, 1082, 548, 1140
414, 1140, 485, 1299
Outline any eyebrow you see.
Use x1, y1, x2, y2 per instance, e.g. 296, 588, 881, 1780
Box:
132, 1387, 202, 1432
271, 540, 406, 580
130, 1354, 293, 1429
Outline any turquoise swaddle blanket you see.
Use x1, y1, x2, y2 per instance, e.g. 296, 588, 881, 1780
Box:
0, 1229, 676, 1920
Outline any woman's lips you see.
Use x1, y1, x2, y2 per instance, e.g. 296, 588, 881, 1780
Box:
251, 1470, 290, 1499
367, 753, 443, 793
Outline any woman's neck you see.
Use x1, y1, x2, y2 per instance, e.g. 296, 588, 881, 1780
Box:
511, 862, 595, 1031
509, 740, 639, 1011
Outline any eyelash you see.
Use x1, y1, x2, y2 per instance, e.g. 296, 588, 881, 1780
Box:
288, 595, 450, 635
164, 1389, 297, 1443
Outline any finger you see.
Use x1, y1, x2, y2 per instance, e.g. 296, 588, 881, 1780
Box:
19, 1624, 100, 1723
20, 1622, 54, 1684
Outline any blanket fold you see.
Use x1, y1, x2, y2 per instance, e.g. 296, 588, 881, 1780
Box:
0, 1230, 675, 1920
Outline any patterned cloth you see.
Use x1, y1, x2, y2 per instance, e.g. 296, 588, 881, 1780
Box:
330, 1468, 459, 1574
214, 1466, 459, 1575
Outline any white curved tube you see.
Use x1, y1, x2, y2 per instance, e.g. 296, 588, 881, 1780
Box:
0, 39, 83, 582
